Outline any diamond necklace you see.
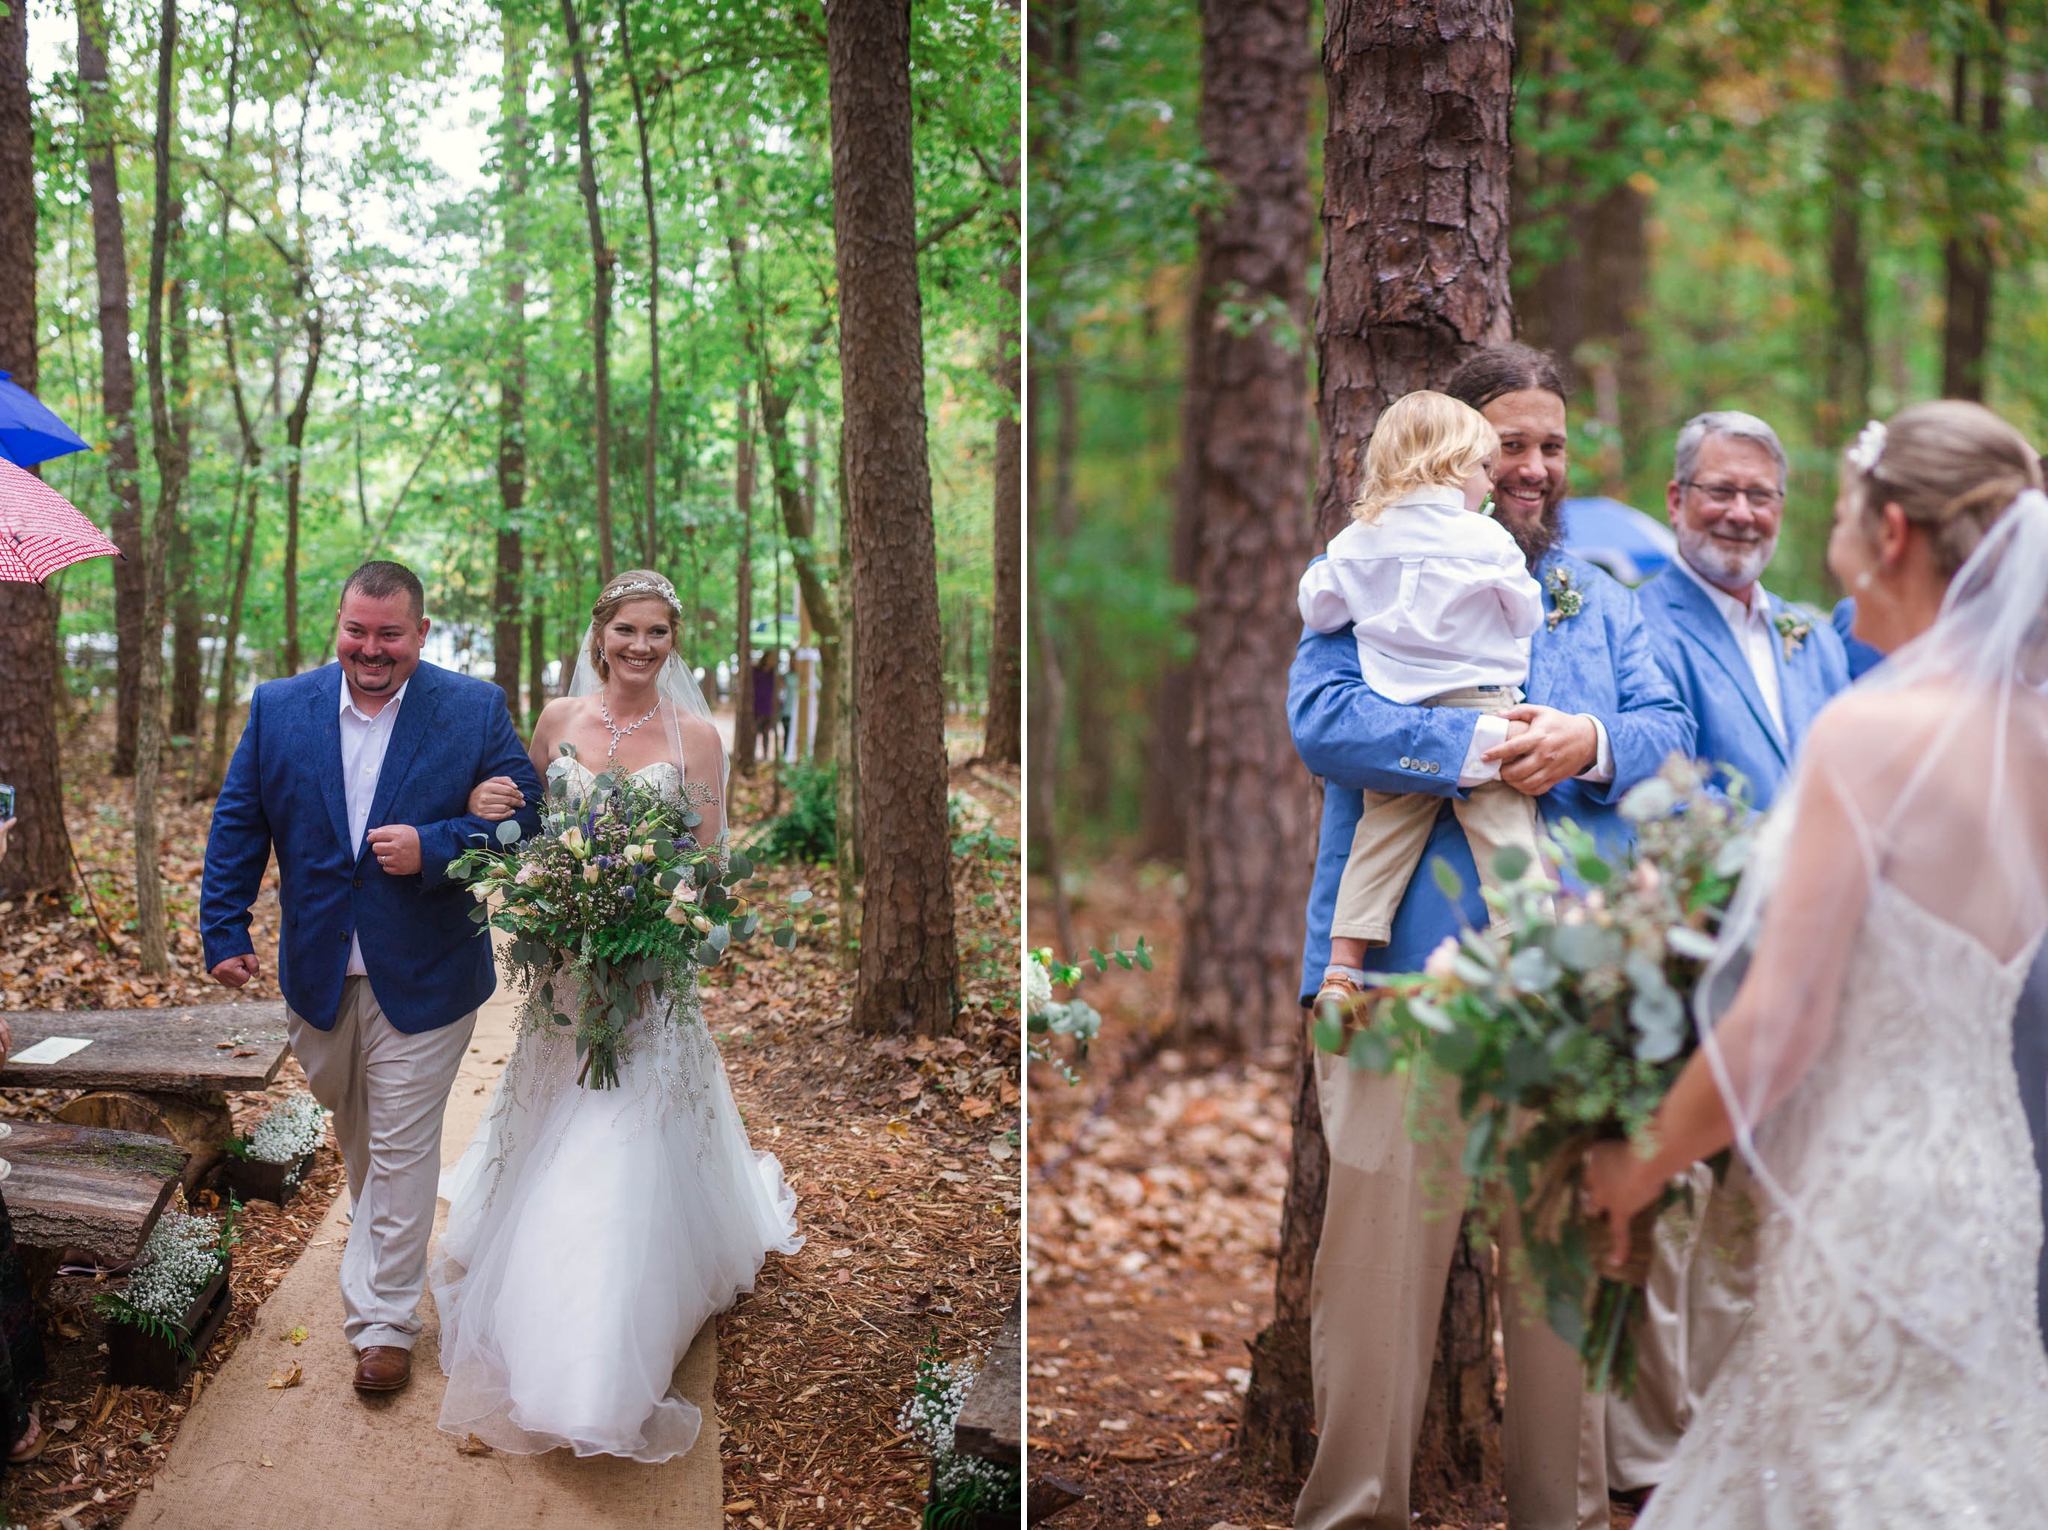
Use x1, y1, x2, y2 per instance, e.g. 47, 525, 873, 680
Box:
598, 689, 661, 762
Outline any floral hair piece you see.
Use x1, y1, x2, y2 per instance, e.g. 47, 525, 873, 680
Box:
1845, 419, 1887, 477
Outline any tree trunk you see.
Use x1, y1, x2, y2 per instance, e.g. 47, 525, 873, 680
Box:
495, 9, 531, 726
280, 310, 322, 676
1172, 0, 1316, 1054
758, 382, 843, 768
983, 233, 1022, 765
1942, 4, 2003, 404
527, 548, 548, 720
167, 272, 202, 737
1244, 0, 1514, 1467
135, 0, 189, 975
202, 477, 256, 797
1241, 1033, 1328, 1474
618, 0, 659, 569
77, 0, 148, 778
0, 0, 66, 900
733, 392, 757, 776
1824, 10, 1875, 436
836, 432, 861, 969
828, 0, 959, 1036
560, 0, 616, 581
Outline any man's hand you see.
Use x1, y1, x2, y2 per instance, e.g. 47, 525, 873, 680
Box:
211, 954, 261, 989
366, 824, 423, 877
1482, 705, 1599, 796
467, 776, 523, 822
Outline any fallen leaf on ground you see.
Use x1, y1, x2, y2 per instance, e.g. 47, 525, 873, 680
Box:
285, 1326, 308, 1345
259, 1456, 274, 1468
721, 1500, 755, 1516
456, 1434, 492, 1456
266, 1364, 301, 1390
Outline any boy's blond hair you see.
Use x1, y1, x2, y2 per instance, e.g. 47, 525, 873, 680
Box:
1352, 391, 1500, 525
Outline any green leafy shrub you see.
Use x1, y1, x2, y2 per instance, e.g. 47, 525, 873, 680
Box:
753, 761, 838, 864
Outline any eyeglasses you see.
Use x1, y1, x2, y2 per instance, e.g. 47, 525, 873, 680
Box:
1679, 480, 1784, 511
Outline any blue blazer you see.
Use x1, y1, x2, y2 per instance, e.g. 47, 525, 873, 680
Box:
1638, 568, 1850, 809
1289, 550, 1695, 999
201, 662, 543, 1033
1831, 597, 1885, 680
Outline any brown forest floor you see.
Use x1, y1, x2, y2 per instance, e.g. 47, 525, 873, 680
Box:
1030, 860, 1637, 1530
0, 703, 1020, 1530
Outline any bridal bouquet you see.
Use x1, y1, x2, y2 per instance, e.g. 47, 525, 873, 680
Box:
449, 752, 798, 1089
1314, 754, 1755, 1392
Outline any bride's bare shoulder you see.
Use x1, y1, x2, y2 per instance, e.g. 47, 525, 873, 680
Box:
529, 696, 595, 754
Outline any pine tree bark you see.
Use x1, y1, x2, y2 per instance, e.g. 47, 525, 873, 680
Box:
527, 548, 548, 718
617, 0, 660, 569
758, 381, 843, 766
836, 432, 861, 968
135, 0, 190, 975
1172, 0, 1316, 1054
1244, 0, 1514, 1471
495, 9, 531, 725
983, 231, 1022, 765
1942, 1, 2003, 403
733, 392, 758, 775
0, 0, 68, 899
560, 0, 616, 581
828, 0, 959, 1035
77, 0, 148, 777
1825, 10, 1875, 435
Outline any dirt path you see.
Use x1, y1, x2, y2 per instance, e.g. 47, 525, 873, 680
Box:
119, 982, 724, 1530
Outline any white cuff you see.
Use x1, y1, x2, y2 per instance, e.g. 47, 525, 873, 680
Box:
1457, 714, 1511, 788
1575, 715, 1615, 784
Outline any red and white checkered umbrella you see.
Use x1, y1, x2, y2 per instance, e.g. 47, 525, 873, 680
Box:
0, 456, 122, 583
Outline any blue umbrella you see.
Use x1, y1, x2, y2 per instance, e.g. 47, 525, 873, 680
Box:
1559, 496, 1678, 586
0, 372, 89, 468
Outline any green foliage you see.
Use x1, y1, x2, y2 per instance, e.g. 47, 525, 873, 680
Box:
752, 761, 839, 864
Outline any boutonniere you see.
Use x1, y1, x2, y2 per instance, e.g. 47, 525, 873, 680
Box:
1544, 566, 1584, 631
1773, 608, 1814, 661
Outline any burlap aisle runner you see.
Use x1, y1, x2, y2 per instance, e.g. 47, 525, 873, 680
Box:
122, 992, 723, 1530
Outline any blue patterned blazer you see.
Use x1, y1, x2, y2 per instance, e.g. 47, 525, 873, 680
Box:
201, 662, 544, 1033
1289, 550, 1695, 999
1831, 597, 1886, 680
1638, 567, 1851, 810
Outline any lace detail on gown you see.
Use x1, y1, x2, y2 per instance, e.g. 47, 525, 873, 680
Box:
430, 758, 802, 1462
1643, 882, 2048, 1526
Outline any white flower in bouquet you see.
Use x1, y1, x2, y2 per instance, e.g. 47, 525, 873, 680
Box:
664, 902, 692, 926
560, 826, 588, 858
514, 863, 538, 885
671, 881, 697, 904
1423, 936, 1462, 982
582, 863, 601, 885
470, 882, 493, 903
692, 914, 712, 933
1025, 957, 1052, 1016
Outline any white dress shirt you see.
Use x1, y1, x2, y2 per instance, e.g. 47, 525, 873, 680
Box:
339, 674, 409, 977
1674, 553, 1786, 738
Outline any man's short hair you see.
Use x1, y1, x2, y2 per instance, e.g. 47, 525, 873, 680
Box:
1673, 411, 1788, 489
338, 560, 425, 621
1443, 342, 1570, 414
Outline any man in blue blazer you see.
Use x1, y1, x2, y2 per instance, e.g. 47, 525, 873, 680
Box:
1831, 596, 1885, 679
202, 560, 541, 1395
1289, 344, 1695, 1530
1611, 412, 1852, 1500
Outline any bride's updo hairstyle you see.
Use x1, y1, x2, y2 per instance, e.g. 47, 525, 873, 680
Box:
587, 569, 683, 681
1846, 400, 2043, 578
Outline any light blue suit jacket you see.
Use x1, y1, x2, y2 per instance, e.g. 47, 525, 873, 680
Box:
1831, 596, 1885, 679
1289, 550, 1695, 999
1639, 568, 1851, 809
201, 662, 544, 1033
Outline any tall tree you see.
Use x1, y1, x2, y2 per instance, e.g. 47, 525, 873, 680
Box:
167, 270, 201, 734
135, 0, 192, 975
1825, 4, 1877, 434
828, 0, 959, 1035
495, 12, 532, 725
1943, 0, 2005, 402
77, 0, 149, 778
560, 0, 617, 581
1172, 0, 1316, 1055
279, 308, 323, 675
617, 0, 660, 568
733, 392, 758, 774
1242, 0, 1514, 1471
0, 0, 68, 899
984, 211, 1022, 765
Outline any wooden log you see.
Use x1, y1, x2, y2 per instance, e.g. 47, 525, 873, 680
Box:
0, 1001, 289, 1092
954, 1296, 1020, 1466
0, 1122, 187, 1264
55, 1088, 233, 1197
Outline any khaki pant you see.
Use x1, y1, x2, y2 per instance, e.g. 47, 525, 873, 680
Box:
287, 977, 476, 1352
1297, 1046, 1610, 1530
1331, 688, 1540, 946
1605, 1158, 1761, 1493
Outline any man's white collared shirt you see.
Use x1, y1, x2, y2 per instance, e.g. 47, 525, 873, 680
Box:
1674, 554, 1785, 738
339, 674, 409, 977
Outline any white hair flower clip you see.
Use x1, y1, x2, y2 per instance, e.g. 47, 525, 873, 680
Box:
1845, 419, 1887, 476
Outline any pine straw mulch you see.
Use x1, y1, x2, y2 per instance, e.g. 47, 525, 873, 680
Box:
709, 757, 1022, 1530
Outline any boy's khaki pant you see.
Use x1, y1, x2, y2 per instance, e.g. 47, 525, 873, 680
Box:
1331, 687, 1541, 944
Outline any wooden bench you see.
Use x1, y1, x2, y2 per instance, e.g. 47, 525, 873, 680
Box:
1, 1001, 291, 1194
956, 1297, 1020, 1465
0, 1121, 188, 1268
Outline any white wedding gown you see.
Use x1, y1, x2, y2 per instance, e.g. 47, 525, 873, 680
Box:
431, 758, 802, 1461
1643, 880, 2048, 1525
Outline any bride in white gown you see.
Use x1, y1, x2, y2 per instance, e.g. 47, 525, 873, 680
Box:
432, 569, 802, 1462
1587, 402, 2048, 1524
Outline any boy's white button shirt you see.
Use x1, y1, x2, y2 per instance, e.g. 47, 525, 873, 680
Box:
1298, 487, 1612, 788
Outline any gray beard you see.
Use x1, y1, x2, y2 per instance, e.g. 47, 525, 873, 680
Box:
1678, 523, 1777, 593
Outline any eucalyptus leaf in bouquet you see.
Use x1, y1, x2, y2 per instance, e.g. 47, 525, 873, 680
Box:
1313, 753, 1755, 1392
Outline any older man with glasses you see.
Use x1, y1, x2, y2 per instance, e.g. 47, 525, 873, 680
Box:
1610, 410, 1852, 1506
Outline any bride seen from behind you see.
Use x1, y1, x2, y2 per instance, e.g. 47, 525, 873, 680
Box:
432, 569, 803, 1462
1586, 403, 2048, 1524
